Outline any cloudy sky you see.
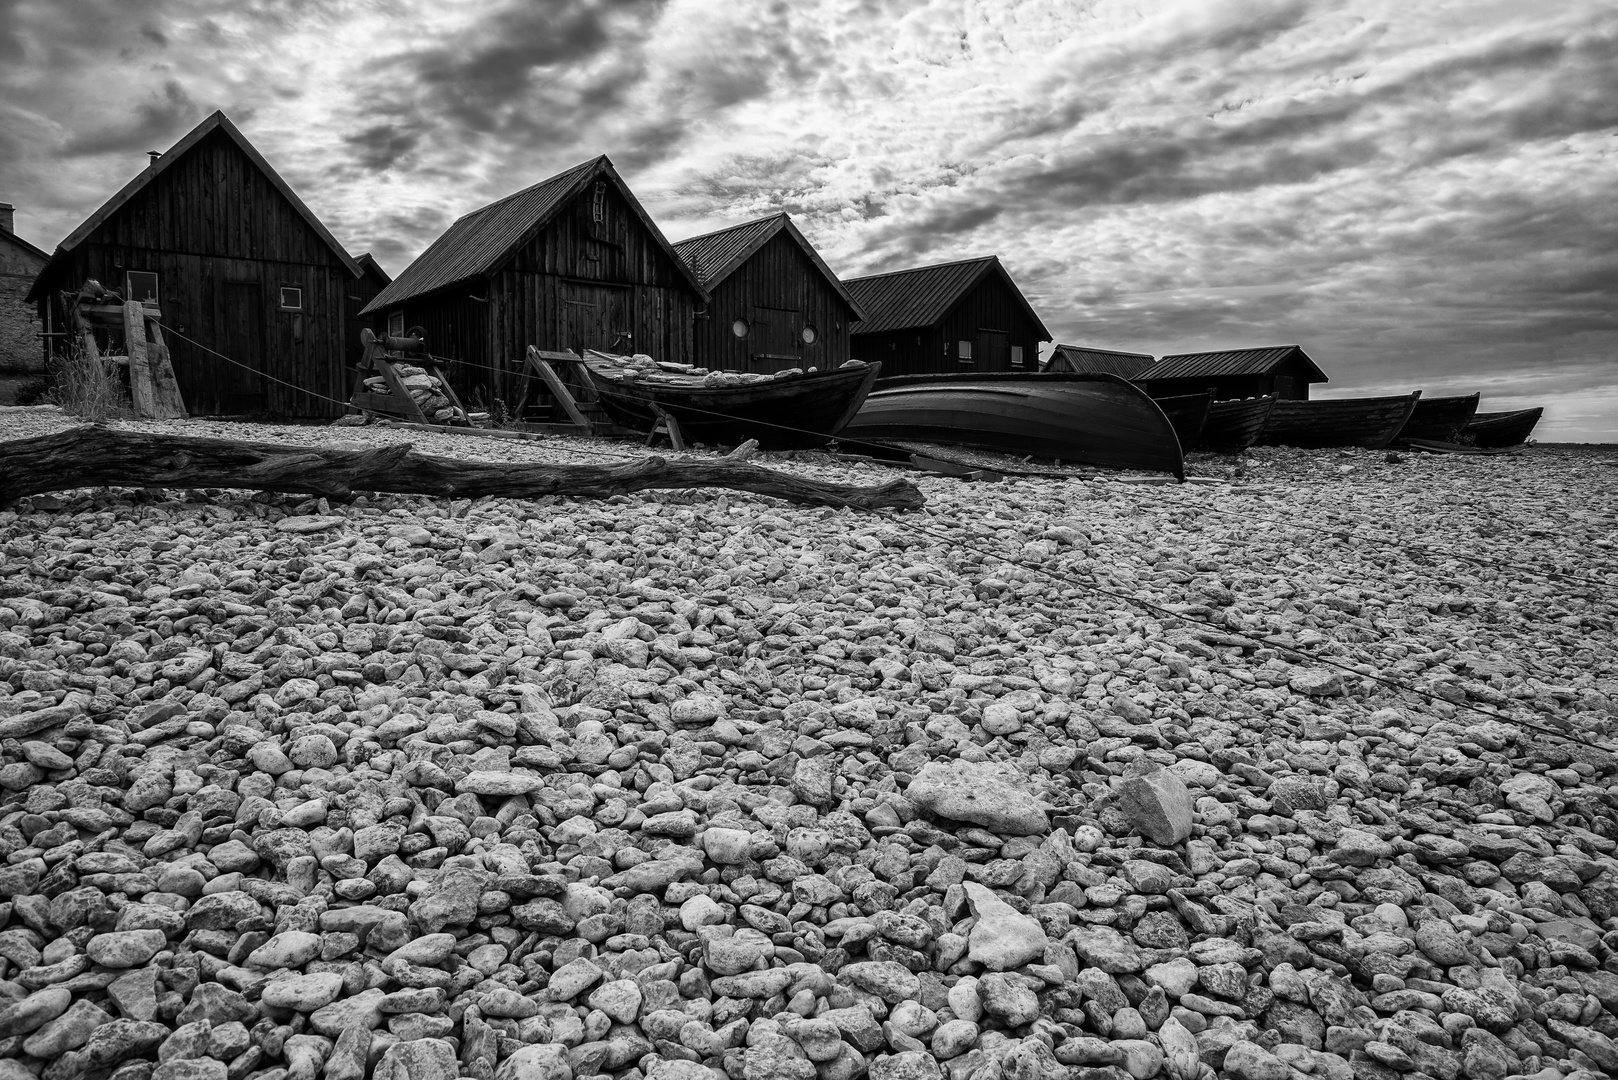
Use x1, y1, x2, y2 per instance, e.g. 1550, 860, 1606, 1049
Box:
4, 0, 1615, 440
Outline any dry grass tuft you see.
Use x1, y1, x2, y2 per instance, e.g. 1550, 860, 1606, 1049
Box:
47, 342, 132, 424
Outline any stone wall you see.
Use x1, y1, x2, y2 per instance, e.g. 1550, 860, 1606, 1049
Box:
0, 234, 45, 376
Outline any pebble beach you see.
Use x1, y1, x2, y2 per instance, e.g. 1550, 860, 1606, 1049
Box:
0, 408, 1615, 1080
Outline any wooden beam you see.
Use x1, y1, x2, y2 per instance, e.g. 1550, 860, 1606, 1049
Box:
141, 319, 187, 418
123, 301, 157, 418
525, 346, 592, 431
0, 427, 927, 511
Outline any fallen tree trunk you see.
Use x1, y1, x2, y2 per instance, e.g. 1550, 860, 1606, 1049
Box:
0, 426, 926, 511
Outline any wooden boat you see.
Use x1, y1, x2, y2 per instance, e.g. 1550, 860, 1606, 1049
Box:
1200, 395, 1276, 452
1258, 392, 1422, 449
843, 371, 1184, 478
1399, 392, 1480, 443
578, 356, 880, 450
1465, 407, 1543, 448
1150, 393, 1213, 454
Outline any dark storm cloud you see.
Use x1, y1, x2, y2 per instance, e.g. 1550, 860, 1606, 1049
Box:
59, 79, 199, 157
342, 123, 422, 173
393, 0, 661, 133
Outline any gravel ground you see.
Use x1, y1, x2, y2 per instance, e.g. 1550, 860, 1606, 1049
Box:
0, 408, 1616, 1080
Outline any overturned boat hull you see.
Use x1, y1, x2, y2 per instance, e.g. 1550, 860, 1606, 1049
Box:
1399, 393, 1481, 443
581, 359, 880, 450
1200, 395, 1276, 452
1465, 407, 1543, 448
1258, 392, 1422, 449
843, 371, 1184, 477
1150, 393, 1213, 455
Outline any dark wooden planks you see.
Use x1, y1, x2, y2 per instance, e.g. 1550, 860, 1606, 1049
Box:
1259, 393, 1422, 449
1465, 407, 1543, 448
1400, 393, 1480, 443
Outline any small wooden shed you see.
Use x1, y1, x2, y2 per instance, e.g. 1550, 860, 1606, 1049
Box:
361, 155, 707, 407
1134, 344, 1328, 401
844, 256, 1050, 377
1045, 343, 1154, 379
673, 213, 864, 375
27, 111, 363, 417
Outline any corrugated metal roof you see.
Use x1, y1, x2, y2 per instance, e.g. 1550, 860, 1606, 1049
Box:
1139, 344, 1328, 384
673, 212, 865, 319
675, 214, 784, 290
364, 156, 707, 313
1047, 343, 1154, 378
844, 256, 1051, 339
365, 158, 600, 311
28, 111, 360, 302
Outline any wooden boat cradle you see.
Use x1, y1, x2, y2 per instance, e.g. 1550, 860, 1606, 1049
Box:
349, 329, 471, 426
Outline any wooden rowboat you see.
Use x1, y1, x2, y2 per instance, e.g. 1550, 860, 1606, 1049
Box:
1150, 393, 1213, 454
578, 356, 880, 450
1200, 395, 1276, 452
1399, 392, 1480, 443
843, 371, 1184, 478
1258, 392, 1422, 449
1465, 407, 1543, 448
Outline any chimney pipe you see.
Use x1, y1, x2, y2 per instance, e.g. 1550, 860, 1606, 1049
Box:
148, 151, 162, 166
0, 203, 12, 235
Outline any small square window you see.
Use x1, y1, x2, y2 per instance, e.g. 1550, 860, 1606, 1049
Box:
126, 271, 159, 305
279, 286, 303, 311
388, 312, 405, 337
958, 340, 972, 359
1011, 345, 1025, 368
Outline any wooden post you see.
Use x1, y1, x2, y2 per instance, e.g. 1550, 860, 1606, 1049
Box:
123, 301, 157, 417
141, 320, 188, 418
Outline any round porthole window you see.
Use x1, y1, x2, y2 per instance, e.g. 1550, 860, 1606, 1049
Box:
800, 324, 818, 345
731, 318, 749, 338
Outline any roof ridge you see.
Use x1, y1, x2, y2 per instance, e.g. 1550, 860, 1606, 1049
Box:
1160, 343, 1301, 357
844, 254, 998, 283
672, 211, 788, 249
455, 155, 605, 223
1056, 342, 1154, 358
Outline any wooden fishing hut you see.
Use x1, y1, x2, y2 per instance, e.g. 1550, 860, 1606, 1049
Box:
360, 155, 708, 408
673, 212, 865, 375
844, 256, 1050, 377
26, 111, 363, 417
1134, 344, 1328, 401
1045, 343, 1154, 378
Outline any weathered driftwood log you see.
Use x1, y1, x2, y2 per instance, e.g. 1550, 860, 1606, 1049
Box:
0, 426, 925, 511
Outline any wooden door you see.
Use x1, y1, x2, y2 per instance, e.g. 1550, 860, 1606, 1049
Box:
749, 306, 801, 374
975, 329, 1010, 373
562, 283, 632, 354
219, 282, 266, 414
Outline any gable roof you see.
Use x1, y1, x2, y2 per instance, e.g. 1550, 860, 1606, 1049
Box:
0, 228, 49, 264
26, 111, 359, 301
673, 212, 865, 320
1140, 344, 1328, 384
364, 155, 707, 313
355, 252, 392, 286
843, 256, 1051, 339
1047, 343, 1154, 378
